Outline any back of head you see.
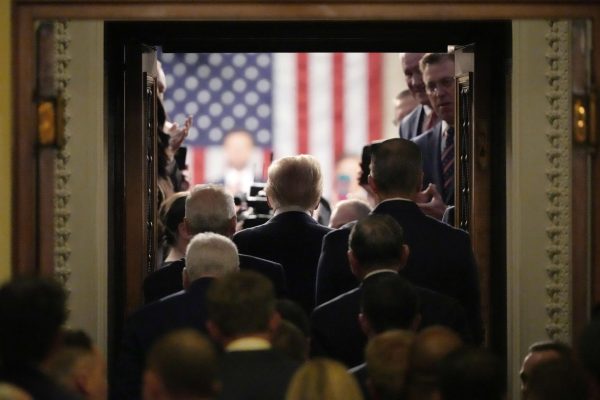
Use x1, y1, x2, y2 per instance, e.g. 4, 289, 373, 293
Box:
528, 340, 572, 360
275, 299, 310, 337
361, 274, 419, 333
329, 199, 372, 229
370, 138, 422, 198
366, 330, 414, 400
272, 320, 308, 363
349, 214, 405, 271
407, 326, 463, 400
145, 329, 218, 399
286, 358, 363, 400
185, 232, 239, 282
159, 192, 188, 247
207, 271, 275, 338
527, 358, 587, 400
45, 329, 107, 400
0, 278, 67, 366
265, 155, 322, 210
185, 184, 235, 236
438, 347, 505, 400
0, 384, 32, 400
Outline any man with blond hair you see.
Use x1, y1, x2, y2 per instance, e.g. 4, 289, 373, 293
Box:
234, 155, 332, 314
114, 232, 240, 400
144, 184, 286, 303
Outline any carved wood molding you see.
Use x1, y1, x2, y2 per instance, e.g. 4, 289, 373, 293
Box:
544, 20, 572, 342
54, 20, 72, 286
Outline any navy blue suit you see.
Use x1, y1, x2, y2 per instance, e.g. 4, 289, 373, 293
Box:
310, 271, 471, 368
233, 211, 332, 314
143, 254, 287, 304
314, 200, 483, 344
412, 121, 454, 205
399, 104, 427, 140
113, 278, 214, 400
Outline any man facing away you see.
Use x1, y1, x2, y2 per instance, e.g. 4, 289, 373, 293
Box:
315, 138, 483, 344
206, 271, 300, 400
233, 155, 332, 314
113, 233, 239, 400
144, 184, 286, 303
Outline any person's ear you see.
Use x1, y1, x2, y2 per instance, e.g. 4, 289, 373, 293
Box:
410, 313, 422, 332
417, 171, 424, 192
206, 320, 221, 342
228, 216, 237, 237
368, 174, 377, 195
182, 218, 194, 240
358, 313, 372, 337
399, 244, 410, 269
182, 267, 191, 290
348, 250, 361, 279
268, 311, 282, 335
177, 221, 188, 240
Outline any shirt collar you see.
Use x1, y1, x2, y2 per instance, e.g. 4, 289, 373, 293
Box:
273, 206, 312, 217
363, 269, 398, 280
226, 337, 271, 352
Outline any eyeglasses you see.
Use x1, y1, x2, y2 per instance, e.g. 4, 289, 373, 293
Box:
425, 76, 454, 94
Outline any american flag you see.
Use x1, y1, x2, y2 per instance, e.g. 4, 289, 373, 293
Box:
160, 51, 384, 201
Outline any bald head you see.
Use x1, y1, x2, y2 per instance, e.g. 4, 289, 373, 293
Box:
410, 326, 463, 374
329, 199, 371, 229
185, 184, 236, 237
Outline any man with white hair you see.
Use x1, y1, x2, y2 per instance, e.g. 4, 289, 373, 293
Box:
233, 155, 332, 314
144, 184, 286, 303
114, 232, 239, 400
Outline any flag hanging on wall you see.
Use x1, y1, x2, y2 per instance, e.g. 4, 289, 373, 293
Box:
160, 52, 383, 201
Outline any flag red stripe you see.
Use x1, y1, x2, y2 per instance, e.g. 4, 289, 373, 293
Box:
193, 147, 205, 184
368, 53, 383, 142
333, 53, 345, 163
297, 53, 309, 154
262, 148, 273, 181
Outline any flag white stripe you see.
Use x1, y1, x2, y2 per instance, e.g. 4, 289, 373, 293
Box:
308, 53, 334, 200
272, 53, 298, 158
344, 53, 369, 156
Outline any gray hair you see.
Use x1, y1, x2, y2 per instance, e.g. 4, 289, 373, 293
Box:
265, 155, 322, 211
185, 184, 236, 236
185, 233, 239, 281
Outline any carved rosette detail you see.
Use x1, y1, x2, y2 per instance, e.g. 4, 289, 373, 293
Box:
54, 21, 72, 287
544, 20, 571, 342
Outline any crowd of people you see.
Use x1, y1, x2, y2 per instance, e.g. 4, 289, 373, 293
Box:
0, 52, 599, 400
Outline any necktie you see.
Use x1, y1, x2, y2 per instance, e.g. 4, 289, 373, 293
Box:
442, 127, 454, 199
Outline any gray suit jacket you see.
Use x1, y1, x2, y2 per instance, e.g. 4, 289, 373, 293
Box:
399, 104, 426, 140
412, 121, 454, 206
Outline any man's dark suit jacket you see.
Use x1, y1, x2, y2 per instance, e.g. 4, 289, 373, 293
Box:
112, 278, 214, 400
314, 200, 483, 344
143, 254, 287, 304
233, 211, 332, 314
219, 349, 300, 400
399, 104, 426, 140
310, 271, 471, 368
412, 121, 454, 205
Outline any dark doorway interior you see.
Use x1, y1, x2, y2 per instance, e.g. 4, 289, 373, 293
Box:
105, 20, 510, 370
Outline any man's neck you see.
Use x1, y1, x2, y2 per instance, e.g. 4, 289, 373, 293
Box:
377, 193, 416, 203
361, 268, 398, 281
223, 334, 271, 350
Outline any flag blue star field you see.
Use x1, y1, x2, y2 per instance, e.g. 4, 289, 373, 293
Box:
159, 51, 384, 201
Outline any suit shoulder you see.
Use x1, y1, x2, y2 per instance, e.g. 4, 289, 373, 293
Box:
312, 287, 360, 315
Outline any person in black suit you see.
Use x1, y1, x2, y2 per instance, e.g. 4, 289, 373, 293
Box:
233, 155, 332, 314
143, 330, 219, 400
399, 53, 439, 140
412, 52, 457, 218
113, 233, 240, 400
311, 214, 472, 368
0, 278, 79, 400
144, 184, 286, 303
206, 271, 300, 400
315, 139, 483, 344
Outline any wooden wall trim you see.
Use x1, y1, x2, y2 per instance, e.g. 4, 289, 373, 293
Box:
15, 3, 600, 21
